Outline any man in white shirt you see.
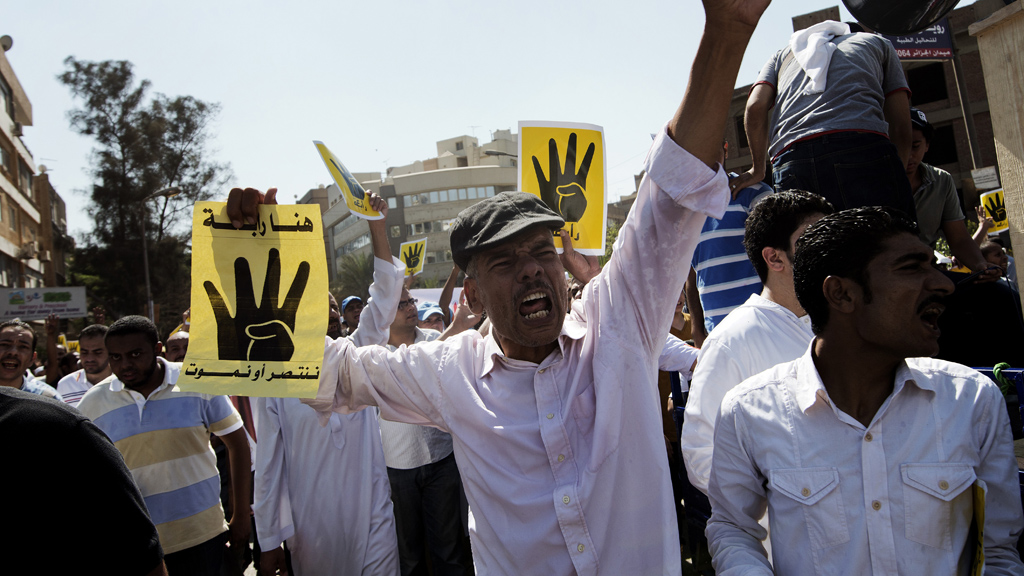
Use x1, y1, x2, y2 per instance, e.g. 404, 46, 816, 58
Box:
707, 207, 1024, 574
682, 189, 833, 495
255, 192, 402, 576
228, 0, 772, 571
57, 323, 114, 407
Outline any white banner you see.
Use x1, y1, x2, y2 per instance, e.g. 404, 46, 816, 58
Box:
0, 287, 88, 321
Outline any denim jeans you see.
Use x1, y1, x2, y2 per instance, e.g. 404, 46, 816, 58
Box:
772, 131, 917, 220
387, 452, 469, 576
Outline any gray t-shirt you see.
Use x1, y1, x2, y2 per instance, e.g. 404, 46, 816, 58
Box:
756, 33, 909, 160
912, 162, 964, 245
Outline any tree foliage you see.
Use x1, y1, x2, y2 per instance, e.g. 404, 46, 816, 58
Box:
60, 57, 231, 335
331, 252, 375, 303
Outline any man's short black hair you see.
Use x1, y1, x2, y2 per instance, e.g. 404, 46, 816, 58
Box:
793, 206, 919, 335
79, 324, 109, 341
106, 315, 159, 347
0, 318, 36, 350
743, 190, 834, 283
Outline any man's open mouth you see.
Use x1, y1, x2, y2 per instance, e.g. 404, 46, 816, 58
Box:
919, 302, 945, 332
0, 358, 20, 371
519, 291, 553, 320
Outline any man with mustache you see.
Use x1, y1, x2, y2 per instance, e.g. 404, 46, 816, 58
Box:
228, 0, 772, 570
706, 207, 1024, 574
0, 319, 62, 400
56, 323, 114, 407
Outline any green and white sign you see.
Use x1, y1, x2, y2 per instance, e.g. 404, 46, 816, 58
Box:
0, 287, 88, 321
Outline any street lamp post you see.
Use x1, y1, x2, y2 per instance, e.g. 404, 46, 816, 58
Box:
140, 186, 181, 321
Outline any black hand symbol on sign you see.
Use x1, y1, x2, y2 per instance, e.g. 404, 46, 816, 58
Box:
330, 158, 366, 200
984, 194, 1007, 222
532, 132, 595, 223
403, 243, 423, 270
204, 248, 310, 362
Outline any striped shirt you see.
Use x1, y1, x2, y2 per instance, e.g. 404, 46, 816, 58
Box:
20, 376, 63, 401
78, 358, 243, 554
56, 369, 113, 408
691, 181, 771, 333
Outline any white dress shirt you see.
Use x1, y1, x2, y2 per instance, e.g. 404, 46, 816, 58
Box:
56, 369, 113, 407
254, 256, 403, 575
660, 333, 699, 383
306, 127, 729, 575
378, 328, 454, 470
682, 293, 813, 494
707, 347, 1024, 575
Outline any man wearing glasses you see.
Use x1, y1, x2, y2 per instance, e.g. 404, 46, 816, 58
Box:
382, 288, 468, 575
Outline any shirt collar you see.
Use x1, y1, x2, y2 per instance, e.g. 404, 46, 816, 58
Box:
478, 315, 586, 379
793, 341, 931, 413
110, 357, 176, 394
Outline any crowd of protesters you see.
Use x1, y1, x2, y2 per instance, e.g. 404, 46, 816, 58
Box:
4, 1, 1024, 574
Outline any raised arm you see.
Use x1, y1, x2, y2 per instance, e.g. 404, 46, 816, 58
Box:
883, 91, 912, 166
731, 83, 775, 195
438, 266, 459, 327
350, 193, 407, 347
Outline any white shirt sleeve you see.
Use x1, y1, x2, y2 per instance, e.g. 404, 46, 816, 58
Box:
349, 256, 405, 347
253, 397, 295, 551
681, 340, 747, 494
705, 394, 774, 575
658, 334, 698, 379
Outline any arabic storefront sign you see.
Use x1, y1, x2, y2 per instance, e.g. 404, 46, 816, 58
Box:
181, 201, 328, 398
0, 287, 87, 321
518, 121, 607, 255
883, 18, 953, 60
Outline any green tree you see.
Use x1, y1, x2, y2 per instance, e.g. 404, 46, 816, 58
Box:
331, 252, 375, 303
59, 57, 230, 335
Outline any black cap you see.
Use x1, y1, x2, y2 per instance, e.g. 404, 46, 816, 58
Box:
449, 191, 565, 271
910, 107, 932, 131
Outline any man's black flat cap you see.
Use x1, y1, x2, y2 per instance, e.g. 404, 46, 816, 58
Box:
449, 191, 565, 271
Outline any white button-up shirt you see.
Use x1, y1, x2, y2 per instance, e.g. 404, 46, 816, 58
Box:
307, 127, 729, 575
254, 257, 403, 575
682, 293, 813, 493
706, 347, 1024, 575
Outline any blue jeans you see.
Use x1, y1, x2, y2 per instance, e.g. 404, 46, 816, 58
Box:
388, 453, 469, 576
772, 131, 917, 220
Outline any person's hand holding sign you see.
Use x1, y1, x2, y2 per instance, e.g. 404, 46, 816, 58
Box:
532, 132, 595, 224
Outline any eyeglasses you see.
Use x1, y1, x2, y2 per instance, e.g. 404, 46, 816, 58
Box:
397, 298, 418, 311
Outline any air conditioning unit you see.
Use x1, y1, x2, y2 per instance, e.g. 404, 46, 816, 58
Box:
12, 122, 23, 137
16, 241, 36, 260
39, 250, 51, 262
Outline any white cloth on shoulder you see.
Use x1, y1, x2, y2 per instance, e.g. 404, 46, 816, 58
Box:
789, 20, 850, 94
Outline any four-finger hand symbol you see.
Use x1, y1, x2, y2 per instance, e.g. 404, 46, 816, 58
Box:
204, 248, 310, 362
985, 195, 1007, 222
403, 243, 423, 270
532, 132, 594, 223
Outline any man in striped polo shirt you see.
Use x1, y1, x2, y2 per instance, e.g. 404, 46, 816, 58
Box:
56, 323, 113, 407
79, 315, 251, 576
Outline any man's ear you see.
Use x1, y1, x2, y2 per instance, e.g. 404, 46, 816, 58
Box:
762, 246, 787, 274
822, 276, 858, 316
155, 341, 165, 358
462, 278, 486, 315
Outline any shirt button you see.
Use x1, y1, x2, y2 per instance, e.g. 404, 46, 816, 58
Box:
557, 454, 565, 462
872, 500, 882, 511
563, 495, 570, 504
546, 413, 554, 420
939, 480, 949, 490
538, 368, 546, 374
801, 488, 810, 497
577, 544, 585, 553
865, 432, 873, 442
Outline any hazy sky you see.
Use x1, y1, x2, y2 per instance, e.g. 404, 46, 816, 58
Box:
7, 0, 854, 240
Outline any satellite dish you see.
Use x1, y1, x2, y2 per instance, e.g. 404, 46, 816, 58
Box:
38, 165, 47, 173
842, 0, 961, 35
0, 36, 12, 52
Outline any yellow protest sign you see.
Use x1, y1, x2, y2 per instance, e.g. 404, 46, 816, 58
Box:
980, 189, 1008, 235
400, 238, 427, 276
181, 202, 328, 398
66, 340, 80, 354
313, 141, 384, 220
518, 121, 606, 255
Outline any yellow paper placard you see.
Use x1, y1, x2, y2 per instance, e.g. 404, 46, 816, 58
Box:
66, 340, 80, 354
518, 121, 606, 255
181, 202, 328, 398
400, 238, 427, 276
980, 189, 1008, 235
313, 141, 384, 220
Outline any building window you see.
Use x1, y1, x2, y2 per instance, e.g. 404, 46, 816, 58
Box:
0, 146, 9, 174
486, 186, 495, 197
0, 76, 13, 120
456, 142, 464, 151
9, 206, 15, 229
439, 189, 448, 202
430, 191, 439, 204
511, 159, 517, 168
387, 197, 397, 209
906, 63, 948, 105
426, 253, 437, 264
458, 189, 467, 200
19, 162, 32, 196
